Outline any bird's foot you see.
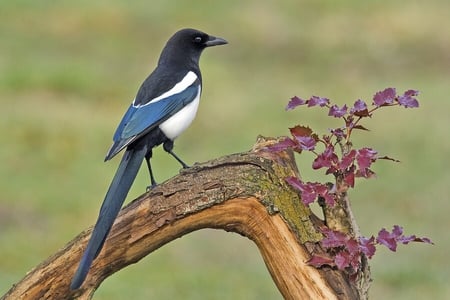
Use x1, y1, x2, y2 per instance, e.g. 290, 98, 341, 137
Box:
146, 183, 158, 192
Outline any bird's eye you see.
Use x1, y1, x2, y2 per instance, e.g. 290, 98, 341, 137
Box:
194, 36, 203, 43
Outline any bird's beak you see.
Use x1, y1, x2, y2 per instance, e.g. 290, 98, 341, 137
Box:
205, 36, 228, 47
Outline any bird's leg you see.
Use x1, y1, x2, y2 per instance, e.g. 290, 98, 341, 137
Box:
145, 150, 157, 190
163, 140, 189, 169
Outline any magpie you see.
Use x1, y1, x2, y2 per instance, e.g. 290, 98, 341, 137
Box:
70, 28, 227, 290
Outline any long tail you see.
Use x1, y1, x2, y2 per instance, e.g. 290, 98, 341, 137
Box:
70, 145, 147, 290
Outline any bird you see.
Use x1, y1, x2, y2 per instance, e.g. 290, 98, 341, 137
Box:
70, 28, 227, 290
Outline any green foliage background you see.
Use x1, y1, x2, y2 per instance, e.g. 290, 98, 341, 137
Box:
1, 1, 449, 299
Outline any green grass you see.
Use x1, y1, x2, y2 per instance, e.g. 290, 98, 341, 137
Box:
1, 1, 449, 299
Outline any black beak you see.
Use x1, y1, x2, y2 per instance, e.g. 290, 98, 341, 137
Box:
205, 36, 228, 47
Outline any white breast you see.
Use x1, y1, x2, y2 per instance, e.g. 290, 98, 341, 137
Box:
159, 86, 201, 140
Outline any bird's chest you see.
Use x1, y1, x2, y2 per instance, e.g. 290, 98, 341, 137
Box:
158, 89, 201, 140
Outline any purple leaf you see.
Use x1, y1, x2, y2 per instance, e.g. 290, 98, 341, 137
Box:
359, 236, 376, 258
355, 168, 376, 179
330, 127, 345, 138
397, 234, 418, 245
296, 136, 317, 151
351, 99, 370, 117
285, 177, 317, 205
377, 225, 434, 251
285, 176, 303, 191
321, 227, 348, 248
310, 181, 335, 206
308, 96, 330, 107
339, 150, 356, 171
397, 89, 420, 108
265, 137, 297, 152
319, 228, 366, 272
286, 96, 307, 110
392, 224, 403, 236
345, 239, 362, 270
301, 182, 324, 205
313, 154, 332, 170
373, 87, 396, 107
346, 238, 360, 255
287, 181, 334, 206
343, 168, 356, 188
377, 225, 406, 252
404, 89, 419, 97
335, 251, 351, 270
356, 148, 378, 170
353, 99, 368, 111
322, 192, 336, 206
300, 189, 317, 205
377, 228, 398, 251
307, 254, 335, 268
328, 104, 348, 118
313, 145, 338, 170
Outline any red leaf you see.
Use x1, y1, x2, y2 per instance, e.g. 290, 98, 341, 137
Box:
289, 125, 313, 137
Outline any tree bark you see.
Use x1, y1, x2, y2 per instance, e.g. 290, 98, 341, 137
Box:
1, 137, 366, 300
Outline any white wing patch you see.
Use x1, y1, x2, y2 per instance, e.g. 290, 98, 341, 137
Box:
133, 71, 198, 107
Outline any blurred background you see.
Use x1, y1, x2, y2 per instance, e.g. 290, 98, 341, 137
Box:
1, 0, 449, 299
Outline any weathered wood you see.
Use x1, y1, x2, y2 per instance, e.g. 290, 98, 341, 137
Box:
2, 137, 363, 300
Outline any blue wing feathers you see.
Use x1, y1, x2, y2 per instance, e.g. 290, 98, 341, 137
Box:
105, 83, 200, 160
112, 104, 137, 142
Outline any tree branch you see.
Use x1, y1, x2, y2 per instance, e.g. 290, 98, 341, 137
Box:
2, 137, 364, 300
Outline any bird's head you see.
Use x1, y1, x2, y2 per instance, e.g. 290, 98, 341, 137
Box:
158, 28, 227, 67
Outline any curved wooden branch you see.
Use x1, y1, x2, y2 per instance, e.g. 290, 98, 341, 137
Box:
2, 137, 363, 300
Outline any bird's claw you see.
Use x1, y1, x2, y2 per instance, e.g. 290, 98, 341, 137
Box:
146, 183, 157, 192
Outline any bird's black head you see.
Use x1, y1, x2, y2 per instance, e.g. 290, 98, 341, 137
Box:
158, 28, 227, 68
